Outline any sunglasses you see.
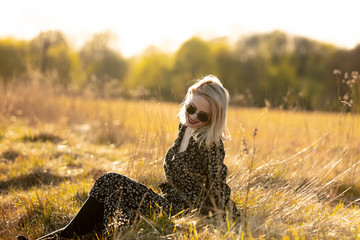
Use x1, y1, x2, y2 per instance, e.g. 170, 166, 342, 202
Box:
185, 103, 210, 123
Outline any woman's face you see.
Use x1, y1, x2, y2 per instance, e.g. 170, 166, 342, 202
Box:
185, 94, 211, 129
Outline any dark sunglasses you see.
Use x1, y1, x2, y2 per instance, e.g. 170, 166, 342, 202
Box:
185, 103, 210, 122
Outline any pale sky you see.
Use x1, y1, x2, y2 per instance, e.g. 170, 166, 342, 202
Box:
1, 0, 359, 57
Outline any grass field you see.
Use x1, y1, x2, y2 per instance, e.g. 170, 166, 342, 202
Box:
1, 83, 360, 239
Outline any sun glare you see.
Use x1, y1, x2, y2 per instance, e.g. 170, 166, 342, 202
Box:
0, 0, 359, 57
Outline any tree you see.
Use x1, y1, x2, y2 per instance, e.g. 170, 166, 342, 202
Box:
172, 37, 214, 98
293, 37, 337, 109
234, 31, 300, 107
127, 46, 172, 100
46, 44, 83, 88
28, 30, 83, 88
80, 32, 128, 97
209, 38, 242, 96
0, 38, 28, 85
29, 30, 68, 73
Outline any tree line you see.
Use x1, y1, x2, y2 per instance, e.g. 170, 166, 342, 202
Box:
0, 30, 359, 111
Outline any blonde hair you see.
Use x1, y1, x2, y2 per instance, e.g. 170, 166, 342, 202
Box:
178, 75, 230, 148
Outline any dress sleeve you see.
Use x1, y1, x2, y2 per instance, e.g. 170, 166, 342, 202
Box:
204, 140, 231, 212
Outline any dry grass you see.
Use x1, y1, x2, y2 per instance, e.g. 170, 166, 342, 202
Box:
0, 82, 360, 239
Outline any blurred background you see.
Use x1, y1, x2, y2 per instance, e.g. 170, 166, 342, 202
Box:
1, 0, 359, 111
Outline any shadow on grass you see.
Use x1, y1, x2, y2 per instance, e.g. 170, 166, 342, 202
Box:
329, 182, 360, 205
0, 170, 71, 193
22, 132, 63, 143
245, 172, 360, 206
0, 149, 23, 162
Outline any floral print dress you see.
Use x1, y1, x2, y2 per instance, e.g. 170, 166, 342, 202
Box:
89, 123, 240, 229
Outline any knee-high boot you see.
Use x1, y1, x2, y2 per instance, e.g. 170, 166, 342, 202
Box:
17, 196, 104, 240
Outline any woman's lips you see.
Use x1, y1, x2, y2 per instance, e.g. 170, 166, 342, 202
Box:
187, 115, 198, 125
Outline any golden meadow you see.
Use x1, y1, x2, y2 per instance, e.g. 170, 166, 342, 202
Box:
0, 83, 360, 239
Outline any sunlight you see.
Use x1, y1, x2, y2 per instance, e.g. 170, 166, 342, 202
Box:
1, 0, 359, 57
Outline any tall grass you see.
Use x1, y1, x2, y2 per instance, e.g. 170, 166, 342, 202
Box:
0, 82, 360, 239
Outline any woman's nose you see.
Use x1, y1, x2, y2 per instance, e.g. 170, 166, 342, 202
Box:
190, 112, 199, 119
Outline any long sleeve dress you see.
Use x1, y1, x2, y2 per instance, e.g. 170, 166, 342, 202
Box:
89, 123, 240, 230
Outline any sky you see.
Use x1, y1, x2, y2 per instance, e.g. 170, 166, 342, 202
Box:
1, 0, 360, 57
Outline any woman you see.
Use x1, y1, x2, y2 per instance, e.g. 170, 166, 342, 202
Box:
17, 75, 240, 240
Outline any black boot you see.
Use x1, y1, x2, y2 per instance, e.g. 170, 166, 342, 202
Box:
16, 237, 29, 240
17, 197, 104, 240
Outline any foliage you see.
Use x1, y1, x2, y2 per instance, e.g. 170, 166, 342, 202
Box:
125, 46, 173, 100
0, 38, 28, 85
171, 37, 214, 98
28, 30, 83, 88
79, 32, 128, 97
0, 30, 360, 110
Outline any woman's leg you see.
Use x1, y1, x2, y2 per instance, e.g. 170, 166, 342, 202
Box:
18, 172, 175, 239
89, 172, 175, 230
17, 196, 104, 240
40, 196, 104, 239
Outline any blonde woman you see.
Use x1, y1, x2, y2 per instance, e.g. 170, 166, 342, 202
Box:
17, 75, 240, 240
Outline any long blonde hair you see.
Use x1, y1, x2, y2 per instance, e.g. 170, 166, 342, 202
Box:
178, 75, 230, 148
